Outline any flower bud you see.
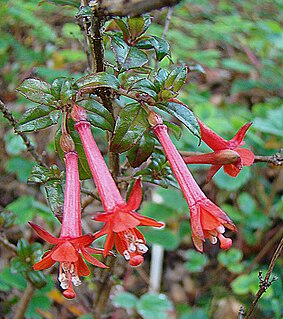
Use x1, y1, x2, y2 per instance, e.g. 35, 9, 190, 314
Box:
148, 112, 163, 127
60, 132, 75, 153
71, 103, 87, 122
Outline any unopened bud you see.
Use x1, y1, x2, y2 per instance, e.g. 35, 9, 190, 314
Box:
213, 150, 240, 165
60, 132, 75, 153
71, 103, 87, 122
148, 112, 163, 127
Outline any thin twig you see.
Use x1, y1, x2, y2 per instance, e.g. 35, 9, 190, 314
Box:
0, 234, 17, 253
162, 7, 173, 39
0, 99, 48, 168
14, 282, 36, 319
244, 236, 283, 319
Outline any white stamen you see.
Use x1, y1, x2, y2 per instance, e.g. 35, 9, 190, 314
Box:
137, 243, 148, 253
60, 277, 69, 289
72, 276, 81, 286
128, 243, 136, 252
123, 250, 130, 261
209, 236, 218, 245
216, 225, 225, 234
70, 263, 75, 274
62, 262, 70, 272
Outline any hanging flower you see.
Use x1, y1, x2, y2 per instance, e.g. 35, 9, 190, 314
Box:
71, 103, 163, 266
184, 118, 254, 182
30, 140, 106, 299
149, 112, 236, 252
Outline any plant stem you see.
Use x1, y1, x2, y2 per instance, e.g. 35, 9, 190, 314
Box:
244, 236, 283, 319
0, 99, 48, 168
14, 282, 36, 319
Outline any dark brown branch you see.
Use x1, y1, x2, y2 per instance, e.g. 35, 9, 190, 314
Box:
99, 0, 182, 17
0, 234, 17, 253
0, 99, 48, 168
244, 236, 283, 319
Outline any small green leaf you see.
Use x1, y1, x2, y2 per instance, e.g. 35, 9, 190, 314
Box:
45, 180, 64, 218
164, 121, 182, 140
111, 103, 149, 153
156, 101, 200, 138
51, 77, 74, 104
137, 293, 173, 319
75, 72, 119, 91
154, 69, 168, 91
113, 292, 138, 309
114, 19, 130, 39
138, 36, 170, 61
185, 249, 208, 273
78, 99, 114, 131
16, 105, 60, 132
143, 228, 179, 250
17, 79, 56, 106
42, 0, 79, 7
130, 78, 159, 100
111, 36, 148, 72
127, 132, 155, 167
165, 66, 187, 91
128, 17, 145, 40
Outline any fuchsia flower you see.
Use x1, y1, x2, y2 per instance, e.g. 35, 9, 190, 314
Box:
71, 104, 163, 266
30, 150, 106, 299
149, 112, 236, 252
184, 118, 254, 182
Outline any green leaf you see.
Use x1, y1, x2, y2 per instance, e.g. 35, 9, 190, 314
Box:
130, 79, 159, 101
78, 99, 114, 131
156, 101, 200, 138
17, 79, 56, 106
143, 228, 179, 250
127, 132, 155, 167
154, 69, 168, 91
6, 157, 34, 182
16, 105, 60, 132
6, 196, 36, 224
114, 19, 130, 39
137, 293, 173, 319
165, 66, 187, 91
113, 292, 138, 309
137, 36, 170, 61
222, 58, 253, 73
55, 120, 92, 180
41, 0, 79, 7
51, 77, 74, 104
185, 249, 208, 273
111, 103, 149, 153
128, 17, 145, 39
140, 202, 174, 222
111, 36, 148, 72
75, 72, 120, 91
164, 121, 182, 140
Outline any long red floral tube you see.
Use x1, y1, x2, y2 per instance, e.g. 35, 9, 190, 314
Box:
149, 112, 236, 252
30, 134, 106, 299
71, 103, 163, 266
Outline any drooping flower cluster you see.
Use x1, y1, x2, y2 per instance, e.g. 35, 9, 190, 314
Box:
30, 98, 254, 298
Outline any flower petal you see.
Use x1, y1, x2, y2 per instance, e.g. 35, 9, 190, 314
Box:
223, 164, 241, 177
81, 247, 108, 268
189, 204, 204, 242
197, 118, 228, 151
29, 222, 61, 245
126, 177, 143, 211
103, 231, 115, 257
33, 251, 55, 270
51, 242, 78, 262
129, 211, 164, 228
236, 148, 254, 166
206, 165, 221, 183
69, 234, 95, 246
76, 254, 90, 276
227, 122, 252, 148
112, 212, 140, 232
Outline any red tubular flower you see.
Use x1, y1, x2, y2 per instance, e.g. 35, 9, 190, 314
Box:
30, 151, 106, 299
71, 104, 163, 266
184, 119, 254, 182
149, 112, 236, 252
